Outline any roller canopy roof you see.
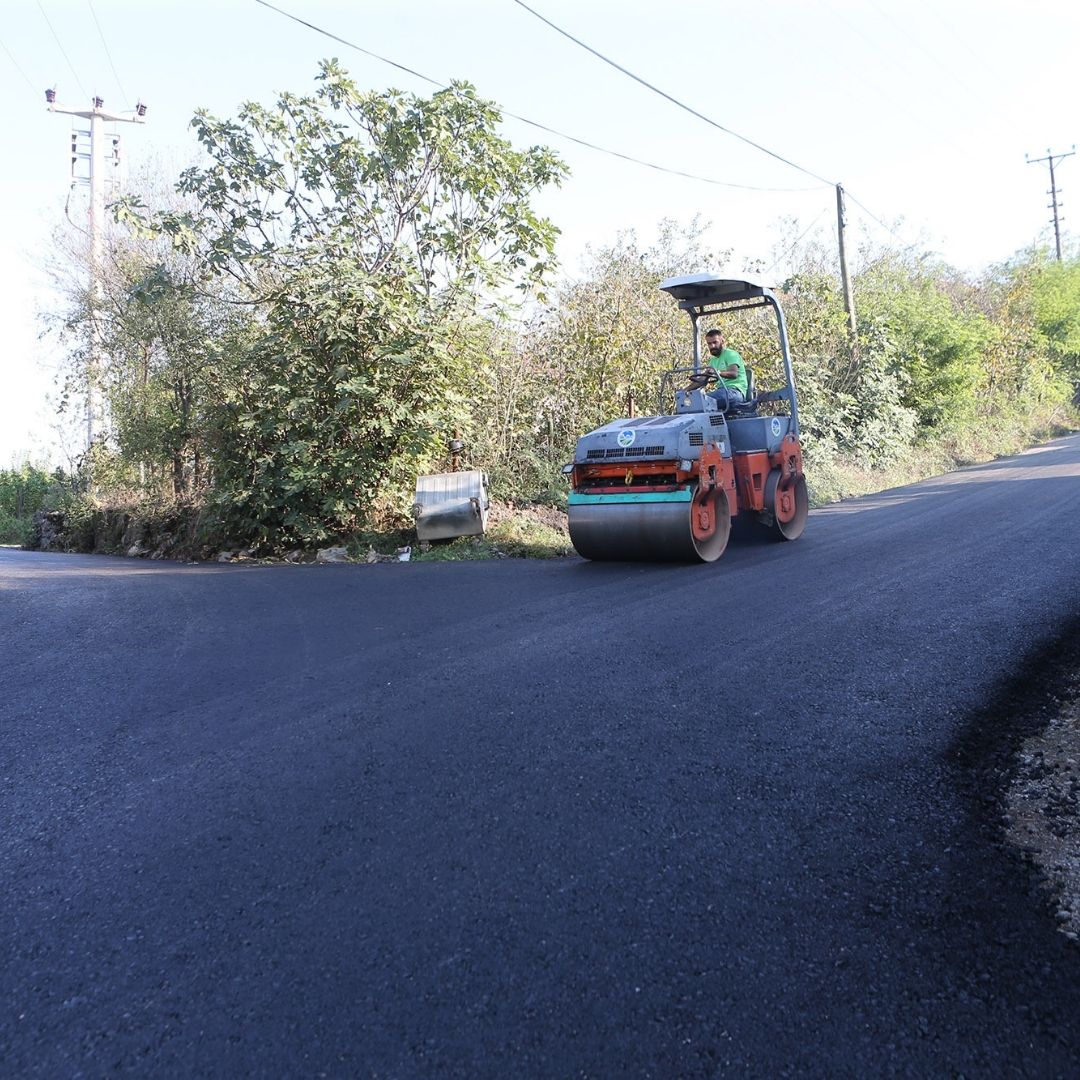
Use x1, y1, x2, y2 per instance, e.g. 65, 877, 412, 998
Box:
659, 274, 773, 306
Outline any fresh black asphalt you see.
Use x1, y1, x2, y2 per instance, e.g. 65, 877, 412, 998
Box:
4, 435, 1080, 1076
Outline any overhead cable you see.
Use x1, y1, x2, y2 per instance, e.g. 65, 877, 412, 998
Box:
251, 0, 817, 193
511, 0, 835, 189
513, 0, 918, 250
764, 210, 830, 277
0, 36, 40, 94
37, 0, 88, 99
87, 0, 130, 106
844, 191, 908, 246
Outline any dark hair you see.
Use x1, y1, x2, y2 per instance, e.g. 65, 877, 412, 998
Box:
704, 328, 723, 338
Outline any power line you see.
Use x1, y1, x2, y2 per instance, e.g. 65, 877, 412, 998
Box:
255, 0, 439, 89
87, 0, 130, 106
511, 0, 915, 258
844, 191, 907, 246
510, 0, 835, 189
0, 35, 39, 94
911, 0, 999, 83
37, 0, 88, 100
863, 0, 980, 100
251, 0, 817, 194
819, 0, 991, 149
253, 0, 910, 260
489, 114, 817, 193
764, 210, 830, 277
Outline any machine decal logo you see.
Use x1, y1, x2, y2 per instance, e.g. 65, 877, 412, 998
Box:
771, 417, 783, 437
617, 429, 636, 448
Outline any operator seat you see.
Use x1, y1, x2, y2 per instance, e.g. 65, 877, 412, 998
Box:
728, 366, 757, 415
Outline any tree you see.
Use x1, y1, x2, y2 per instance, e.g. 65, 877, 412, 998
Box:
99, 247, 253, 497
116, 61, 566, 546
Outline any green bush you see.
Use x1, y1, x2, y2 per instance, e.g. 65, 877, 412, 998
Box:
0, 508, 33, 546
0, 464, 70, 548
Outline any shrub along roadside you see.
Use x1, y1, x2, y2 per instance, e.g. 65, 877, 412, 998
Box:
0, 464, 64, 546
28, 493, 572, 562
805, 400, 1075, 506
34, 51, 1080, 560
23, 406, 1076, 563
0, 509, 35, 547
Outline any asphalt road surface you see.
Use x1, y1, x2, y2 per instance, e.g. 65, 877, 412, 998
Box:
4, 435, 1080, 1077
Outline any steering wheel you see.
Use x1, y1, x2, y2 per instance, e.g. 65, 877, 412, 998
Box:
685, 369, 719, 389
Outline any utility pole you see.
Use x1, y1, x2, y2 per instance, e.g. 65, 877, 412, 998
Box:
835, 183, 857, 346
1026, 147, 1075, 261
46, 89, 147, 454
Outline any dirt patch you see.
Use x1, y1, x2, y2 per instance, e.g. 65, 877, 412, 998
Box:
486, 499, 568, 534
951, 620, 1080, 949
1006, 686, 1080, 941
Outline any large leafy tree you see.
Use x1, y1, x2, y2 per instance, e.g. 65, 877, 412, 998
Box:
118, 61, 565, 547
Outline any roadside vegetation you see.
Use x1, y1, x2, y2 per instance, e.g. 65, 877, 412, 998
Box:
0, 464, 64, 547
21, 63, 1080, 561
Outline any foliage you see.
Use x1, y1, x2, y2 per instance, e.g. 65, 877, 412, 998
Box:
1028, 256, 1080, 391
112, 62, 565, 549
0, 463, 56, 518
0, 464, 65, 546
854, 255, 993, 427
471, 221, 726, 500
38, 63, 1079, 560
103, 258, 252, 497
0, 509, 33, 547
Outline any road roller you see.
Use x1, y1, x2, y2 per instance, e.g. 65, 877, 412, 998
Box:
565, 275, 808, 562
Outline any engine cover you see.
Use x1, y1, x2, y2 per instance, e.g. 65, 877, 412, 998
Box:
573, 413, 729, 465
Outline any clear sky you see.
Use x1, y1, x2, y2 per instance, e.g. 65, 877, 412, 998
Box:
1, 0, 1077, 466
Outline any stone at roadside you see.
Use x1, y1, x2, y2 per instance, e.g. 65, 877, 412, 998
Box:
32, 510, 65, 552
216, 551, 235, 563
316, 546, 350, 564
364, 548, 395, 564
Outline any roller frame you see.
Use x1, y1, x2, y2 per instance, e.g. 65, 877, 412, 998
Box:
566, 275, 807, 563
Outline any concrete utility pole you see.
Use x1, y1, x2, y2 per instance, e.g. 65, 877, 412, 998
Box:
835, 183, 857, 346
46, 89, 146, 453
1026, 147, 1075, 262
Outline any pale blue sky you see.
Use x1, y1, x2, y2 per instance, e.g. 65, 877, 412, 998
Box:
2, 0, 1077, 465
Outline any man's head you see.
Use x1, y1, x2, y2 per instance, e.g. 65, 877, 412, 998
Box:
704, 329, 725, 357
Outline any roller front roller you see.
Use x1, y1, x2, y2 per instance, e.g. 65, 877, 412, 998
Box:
568, 487, 730, 563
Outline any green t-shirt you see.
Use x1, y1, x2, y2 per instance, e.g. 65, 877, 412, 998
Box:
708, 348, 748, 397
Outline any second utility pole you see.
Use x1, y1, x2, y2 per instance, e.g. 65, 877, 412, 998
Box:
1026, 147, 1075, 261
835, 183, 857, 346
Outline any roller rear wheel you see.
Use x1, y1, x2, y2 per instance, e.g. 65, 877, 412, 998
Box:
763, 471, 808, 541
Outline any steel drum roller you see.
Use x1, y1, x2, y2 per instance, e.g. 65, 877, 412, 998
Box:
568, 490, 730, 563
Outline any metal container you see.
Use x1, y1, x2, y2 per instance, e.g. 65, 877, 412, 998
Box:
412, 470, 490, 541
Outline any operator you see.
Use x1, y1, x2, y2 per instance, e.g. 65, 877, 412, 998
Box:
704, 328, 747, 409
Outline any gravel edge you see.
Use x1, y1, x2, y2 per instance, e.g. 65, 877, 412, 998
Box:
1006, 684, 1080, 942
